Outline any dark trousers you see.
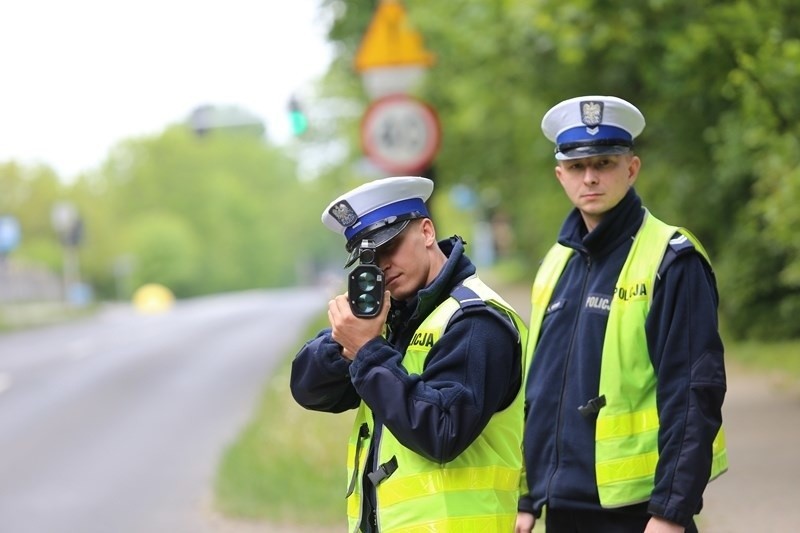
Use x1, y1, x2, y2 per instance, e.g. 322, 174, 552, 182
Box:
545, 508, 699, 533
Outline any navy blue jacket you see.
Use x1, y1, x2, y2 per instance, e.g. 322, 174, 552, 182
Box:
291, 236, 522, 526
520, 189, 726, 527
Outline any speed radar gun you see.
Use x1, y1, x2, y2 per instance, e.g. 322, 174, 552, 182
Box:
321, 175, 434, 317
348, 239, 385, 317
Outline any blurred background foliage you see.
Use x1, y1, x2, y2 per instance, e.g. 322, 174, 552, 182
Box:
2, 0, 799, 340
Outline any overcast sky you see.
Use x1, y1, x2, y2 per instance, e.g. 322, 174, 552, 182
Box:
0, 0, 333, 178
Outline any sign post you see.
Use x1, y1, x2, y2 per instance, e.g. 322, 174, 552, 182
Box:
50, 202, 85, 305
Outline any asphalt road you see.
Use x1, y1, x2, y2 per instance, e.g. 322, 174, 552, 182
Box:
699, 363, 800, 533
0, 287, 329, 533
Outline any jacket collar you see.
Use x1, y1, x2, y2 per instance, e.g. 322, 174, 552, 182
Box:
390, 235, 476, 324
558, 187, 644, 257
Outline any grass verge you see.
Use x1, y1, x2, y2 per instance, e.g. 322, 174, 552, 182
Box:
214, 314, 353, 526
724, 336, 800, 384
0, 301, 99, 332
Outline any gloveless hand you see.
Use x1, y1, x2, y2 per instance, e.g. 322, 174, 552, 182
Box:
644, 516, 685, 533
328, 291, 391, 360
515, 512, 535, 533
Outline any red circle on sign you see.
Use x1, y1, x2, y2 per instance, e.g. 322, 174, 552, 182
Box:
361, 94, 441, 174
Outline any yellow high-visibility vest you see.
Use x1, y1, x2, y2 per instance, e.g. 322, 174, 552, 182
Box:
346, 276, 527, 532
526, 210, 727, 507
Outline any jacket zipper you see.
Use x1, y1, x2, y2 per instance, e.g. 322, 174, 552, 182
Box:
545, 253, 592, 498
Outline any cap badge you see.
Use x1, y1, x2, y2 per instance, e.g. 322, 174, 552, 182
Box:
329, 200, 358, 228
581, 101, 604, 135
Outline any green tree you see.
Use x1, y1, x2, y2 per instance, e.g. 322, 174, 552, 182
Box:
84, 125, 344, 298
125, 211, 200, 294
0, 162, 67, 271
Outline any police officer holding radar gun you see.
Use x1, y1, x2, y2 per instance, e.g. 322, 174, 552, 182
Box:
515, 96, 728, 533
290, 176, 528, 532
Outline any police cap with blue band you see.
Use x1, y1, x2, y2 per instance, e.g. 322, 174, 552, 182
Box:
542, 95, 646, 161
322, 176, 434, 267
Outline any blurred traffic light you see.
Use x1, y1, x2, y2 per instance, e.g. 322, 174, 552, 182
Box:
288, 96, 308, 136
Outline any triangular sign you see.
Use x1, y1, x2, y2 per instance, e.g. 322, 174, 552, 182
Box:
355, 0, 435, 72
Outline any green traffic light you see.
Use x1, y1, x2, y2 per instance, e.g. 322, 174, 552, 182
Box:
290, 110, 308, 136
288, 97, 308, 136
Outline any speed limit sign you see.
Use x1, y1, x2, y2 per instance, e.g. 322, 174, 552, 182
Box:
361, 94, 441, 174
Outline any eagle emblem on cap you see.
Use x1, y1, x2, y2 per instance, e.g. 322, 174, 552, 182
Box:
581, 101, 604, 129
329, 200, 358, 228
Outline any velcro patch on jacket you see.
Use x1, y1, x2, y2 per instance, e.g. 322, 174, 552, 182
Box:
545, 299, 566, 314
584, 293, 612, 314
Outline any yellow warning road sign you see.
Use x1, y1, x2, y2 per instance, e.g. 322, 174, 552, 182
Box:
355, 0, 435, 72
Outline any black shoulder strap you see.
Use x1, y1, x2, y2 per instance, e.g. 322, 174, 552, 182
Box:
659, 230, 708, 277
449, 284, 485, 310
448, 282, 520, 342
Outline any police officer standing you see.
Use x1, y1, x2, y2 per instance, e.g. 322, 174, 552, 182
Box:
516, 96, 728, 533
291, 176, 527, 532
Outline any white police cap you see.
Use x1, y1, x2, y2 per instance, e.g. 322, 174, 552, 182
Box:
322, 176, 433, 266
541, 95, 645, 160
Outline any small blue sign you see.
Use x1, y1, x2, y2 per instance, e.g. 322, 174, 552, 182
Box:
449, 184, 478, 211
0, 216, 21, 254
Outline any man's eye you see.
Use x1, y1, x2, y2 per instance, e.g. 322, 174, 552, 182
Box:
379, 241, 398, 255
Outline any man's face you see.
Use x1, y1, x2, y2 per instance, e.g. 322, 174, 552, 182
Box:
375, 219, 435, 301
554, 153, 641, 231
